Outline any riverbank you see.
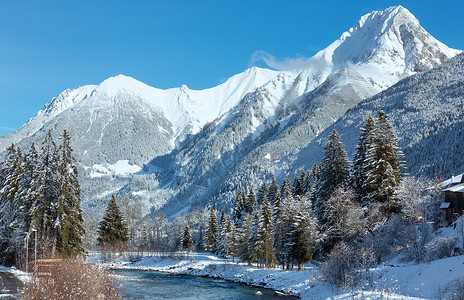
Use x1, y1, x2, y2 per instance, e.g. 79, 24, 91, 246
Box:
100, 252, 464, 299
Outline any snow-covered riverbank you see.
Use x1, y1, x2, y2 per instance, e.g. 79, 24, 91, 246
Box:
99, 252, 464, 299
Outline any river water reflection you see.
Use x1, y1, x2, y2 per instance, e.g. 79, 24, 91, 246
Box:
113, 269, 294, 300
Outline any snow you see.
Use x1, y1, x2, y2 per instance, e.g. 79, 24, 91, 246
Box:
0, 265, 29, 283
89, 160, 142, 178
103, 251, 464, 299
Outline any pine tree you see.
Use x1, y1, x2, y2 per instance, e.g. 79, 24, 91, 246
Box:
267, 177, 281, 208
218, 215, 237, 261
97, 195, 129, 246
237, 213, 254, 265
293, 170, 306, 196
244, 188, 257, 215
247, 211, 260, 266
257, 183, 268, 207
351, 115, 375, 203
233, 189, 245, 224
181, 225, 193, 252
55, 130, 85, 257
256, 197, 274, 268
30, 130, 61, 253
204, 207, 218, 252
314, 129, 350, 223
273, 195, 294, 270
0, 145, 26, 265
288, 207, 319, 271
280, 178, 292, 200
365, 111, 405, 213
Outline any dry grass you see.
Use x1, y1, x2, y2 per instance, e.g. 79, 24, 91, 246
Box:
22, 259, 122, 300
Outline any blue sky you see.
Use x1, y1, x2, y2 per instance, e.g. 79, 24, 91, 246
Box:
1, 0, 463, 135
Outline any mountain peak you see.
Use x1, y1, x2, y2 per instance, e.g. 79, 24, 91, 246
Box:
309, 6, 461, 91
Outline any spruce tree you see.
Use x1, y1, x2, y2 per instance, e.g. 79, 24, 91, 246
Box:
267, 177, 281, 208
280, 178, 292, 200
30, 130, 60, 252
97, 195, 129, 246
314, 129, 350, 223
351, 115, 375, 203
256, 197, 274, 268
204, 207, 218, 252
181, 225, 193, 252
237, 213, 254, 265
288, 207, 319, 271
293, 170, 306, 196
55, 130, 85, 256
233, 189, 245, 224
257, 183, 268, 206
244, 188, 257, 215
0, 145, 26, 265
365, 111, 405, 213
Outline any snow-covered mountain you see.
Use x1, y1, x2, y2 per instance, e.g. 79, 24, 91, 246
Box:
291, 52, 464, 180
1, 6, 461, 215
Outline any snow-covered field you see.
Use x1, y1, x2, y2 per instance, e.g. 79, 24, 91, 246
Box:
100, 252, 464, 299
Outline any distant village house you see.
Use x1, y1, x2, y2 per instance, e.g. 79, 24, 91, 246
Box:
441, 174, 464, 222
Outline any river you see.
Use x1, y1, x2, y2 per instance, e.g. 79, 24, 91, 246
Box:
113, 269, 294, 299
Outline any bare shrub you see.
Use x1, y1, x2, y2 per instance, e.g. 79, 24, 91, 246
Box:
22, 259, 122, 300
320, 242, 355, 288
444, 277, 464, 300
403, 221, 433, 263
426, 236, 457, 260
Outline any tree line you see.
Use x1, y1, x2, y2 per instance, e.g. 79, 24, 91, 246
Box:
0, 130, 85, 266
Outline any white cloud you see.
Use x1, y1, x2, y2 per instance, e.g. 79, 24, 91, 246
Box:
249, 50, 314, 71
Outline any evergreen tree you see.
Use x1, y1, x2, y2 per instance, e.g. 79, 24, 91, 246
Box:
280, 178, 292, 200
365, 111, 405, 213
257, 183, 268, 207
244, 188, 257, 215
218, 215, 237, 261
55, 130, 85, 256
293, 170, 306, 196
267, 177, 281, 208
273, 195, 294, 270
288, 207, 319, 271
97, 195, 129, 246
302, 169, 312, 195
314, 129, 350, 223
0, 145, 26, 265
30, 130, 60, 252
237, 213, 254, 265
255, 197, 274, 268
233, 189, 245, 224
204, 207, 218, 252
181, 225, 193, 252
247, 211, 260, 266
351, 115, 375, 203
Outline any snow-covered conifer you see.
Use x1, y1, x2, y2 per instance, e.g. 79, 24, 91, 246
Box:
365, 110, 405, 213
314, 129, 350, 223
204, 206, 218, 253
97, 195, 129, 246
351, 115, 375, 203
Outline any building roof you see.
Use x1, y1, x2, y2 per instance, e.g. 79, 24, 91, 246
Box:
440, 174, 464, 188
443, 183, 464, 193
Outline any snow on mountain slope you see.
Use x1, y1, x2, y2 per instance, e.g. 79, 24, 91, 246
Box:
1, 6, 461, 215
149, 6, 461, 215
291, 52, 464, 180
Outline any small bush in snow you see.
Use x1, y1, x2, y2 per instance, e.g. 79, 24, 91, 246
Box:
320, 242, 356, 288
22, 259, 121, 300
445, 277, 464, 300
403, 221, 433, 263
426, 236, 457, 261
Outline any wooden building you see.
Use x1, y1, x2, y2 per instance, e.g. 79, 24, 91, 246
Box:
441, 174, 464, 222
